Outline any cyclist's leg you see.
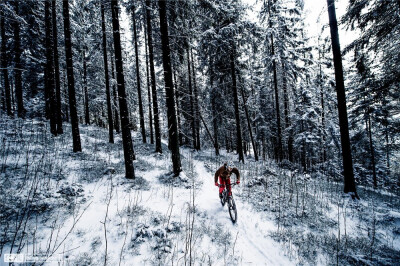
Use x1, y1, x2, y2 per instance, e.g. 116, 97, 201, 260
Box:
227, 178, 232, 196
219, 176, 225, 198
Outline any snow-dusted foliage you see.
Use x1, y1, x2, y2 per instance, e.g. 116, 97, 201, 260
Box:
1, 0, 399, 264
1, 117, 399, 264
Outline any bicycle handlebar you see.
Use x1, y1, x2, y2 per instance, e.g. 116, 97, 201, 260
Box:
218, 183, 237, 188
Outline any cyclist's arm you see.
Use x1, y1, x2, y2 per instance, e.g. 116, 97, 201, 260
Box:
232, 168, 240, 182
214, 166, 223, 183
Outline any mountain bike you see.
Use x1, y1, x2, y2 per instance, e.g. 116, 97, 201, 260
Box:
220, 183, 237, 223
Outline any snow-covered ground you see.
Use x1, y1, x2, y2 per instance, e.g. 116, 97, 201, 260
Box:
1, 117, 399, 265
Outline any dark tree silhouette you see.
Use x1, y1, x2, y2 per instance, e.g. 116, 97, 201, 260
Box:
231, 46, 244, 163
268, 0, 283, 162
327, 0, 359, 199
111, 0, 135, 179
1, 8, 12, 116
158, 0, 182, 176
45, 0, 57, 135
111, 57, 120, 134
131, 4, 146, 143
101, 3, 114, 143
63, 0, 81, 152
145, 0, 162, 153
52, 0, 62, 133
144, 20, 154, 144
13, 2, 25, 118
83, 50, 89, 125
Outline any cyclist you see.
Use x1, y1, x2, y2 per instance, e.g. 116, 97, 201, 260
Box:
214, 161, 240, 199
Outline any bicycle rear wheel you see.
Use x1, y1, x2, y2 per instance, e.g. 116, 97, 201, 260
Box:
228, 197, 237, 223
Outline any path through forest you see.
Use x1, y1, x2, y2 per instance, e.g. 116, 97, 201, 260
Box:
188, 157, 293, 265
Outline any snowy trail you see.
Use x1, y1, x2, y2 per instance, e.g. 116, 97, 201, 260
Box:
192, 159, 294, 265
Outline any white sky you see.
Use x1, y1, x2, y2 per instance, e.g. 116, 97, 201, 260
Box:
243, 0, 357, 47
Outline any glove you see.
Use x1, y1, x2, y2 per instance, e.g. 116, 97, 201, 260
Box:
236, 180, 240, 185
215, 182, 219, 187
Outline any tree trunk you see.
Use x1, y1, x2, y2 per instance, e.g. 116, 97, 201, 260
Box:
145, 0, 162, 153
63, 0, 81, 152
319, 57, 327, 163
191, 49, 201, 150
13, 2, 25, 118
144, 20, 154, 144
231, 46, 244, 163
210, 59, 219, 156
268, 0, 283, 162
83, 50, 90, 125
272, 38, 282, 162
158, 0, 182, 176
101, 3, 114, 143
327, 0, 359, 199
111, 57, 120, 134
52, 0, 63, 133
187, 47, 197, 150
131, 4, 146, 143
63, 70, 69, 122
1, 8, 12, 116
240, 85, 258, 161
367, 110, 377, 188
282, 63, 292, 162
111, 0, 135, 179
45, 0, 57, 135
199, 112, 215, 147
173, 70, 183, 145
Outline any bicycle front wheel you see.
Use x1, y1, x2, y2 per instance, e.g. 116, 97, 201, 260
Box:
228, 197, 237, 223
221, 191, 226, 207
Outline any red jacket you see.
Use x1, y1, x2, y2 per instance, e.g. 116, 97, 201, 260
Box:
214, 165, 240, 183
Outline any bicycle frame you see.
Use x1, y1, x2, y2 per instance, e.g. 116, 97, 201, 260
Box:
220, 183, 237, 223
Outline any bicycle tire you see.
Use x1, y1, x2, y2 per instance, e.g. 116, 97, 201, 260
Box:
221, 190, 226, 207
228, 197, 237, 223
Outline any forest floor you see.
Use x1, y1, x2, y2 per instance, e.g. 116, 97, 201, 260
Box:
1, 117, 399, 265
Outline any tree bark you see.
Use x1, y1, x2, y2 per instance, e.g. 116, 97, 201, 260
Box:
187, 47, 197, 150
145, 0, 162, 153
111, 57, 120, 134
52, 0, 63, 133
367, 110, 377, 188
45, 0, 57, 135
63, 0, 81, 152
101, 3, 114, 143
199, 112, 215, 147
173, 70, 183, 145
143, 19, 154, 144
319, 53, 327, 163
191, 49, 201, 150
111, 0, 135, 179
210, 59, 220, 156
13, 2, 25, 118
1, 8, 12, 116
327, 0, 359, 198
83, 50, 90, 125
282, 63, 292, 162
131, 4, 146, 143
62, 70, 69, 122
231, 46, 244, 163
268, 0, 283, 162
158, 0, 181, 176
